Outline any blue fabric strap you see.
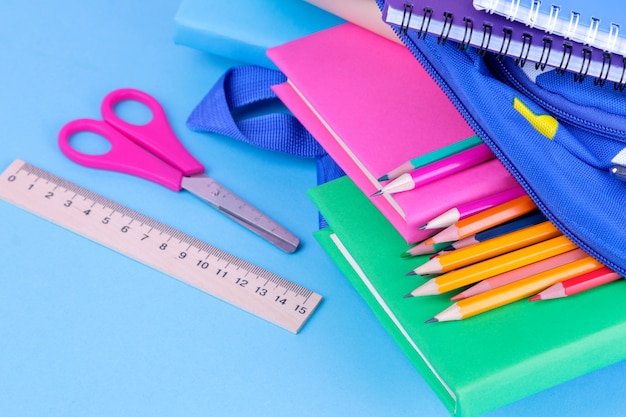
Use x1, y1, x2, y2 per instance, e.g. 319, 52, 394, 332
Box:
186, 65, 345, 228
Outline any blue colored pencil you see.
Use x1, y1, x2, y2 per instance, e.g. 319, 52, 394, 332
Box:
443, 210, 547, 250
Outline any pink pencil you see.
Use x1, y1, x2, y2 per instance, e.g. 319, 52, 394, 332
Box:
451, 248, 588, 300
372, 143, 495, 196
530, 266, 622, 301
420, 186, 526, 230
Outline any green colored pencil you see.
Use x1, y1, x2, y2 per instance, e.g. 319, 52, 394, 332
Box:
377, 135, 483, 181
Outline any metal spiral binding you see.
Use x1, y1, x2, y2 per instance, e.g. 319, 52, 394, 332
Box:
516, 33, 533, 67
574, 48, 593, 82
401, 4, 432, 40
556, 42, 573, 75
419, 7, 433, 39
478, 23, 493, 56
438, 12, 453, 45
535, 37, 553, 70
459, 17, 474, 51
595, 52, 612, 87
398, 3, 626, 90
498, 28, 513, 57
399, 3, 413, 35
616, 58, 626, 91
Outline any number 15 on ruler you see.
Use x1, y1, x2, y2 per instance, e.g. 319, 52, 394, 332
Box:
0, 160, 322, 333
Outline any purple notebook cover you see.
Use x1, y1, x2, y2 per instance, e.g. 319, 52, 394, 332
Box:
383, 0, 625, 85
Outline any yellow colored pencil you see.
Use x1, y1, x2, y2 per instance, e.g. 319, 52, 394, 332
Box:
406, 235, 578, 296
411, 221, 561, 275
426, 256, 604, 322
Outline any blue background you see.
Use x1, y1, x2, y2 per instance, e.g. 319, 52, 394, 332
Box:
1, 1, 625, 416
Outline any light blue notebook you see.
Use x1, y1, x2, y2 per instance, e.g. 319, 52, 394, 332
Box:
173, 0, 344, 69
473, 0, 626, 56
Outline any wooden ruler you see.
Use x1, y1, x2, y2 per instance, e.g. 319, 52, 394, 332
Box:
0, 159, 322, 333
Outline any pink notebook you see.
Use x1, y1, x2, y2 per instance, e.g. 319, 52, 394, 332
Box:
267, 23, 519, 243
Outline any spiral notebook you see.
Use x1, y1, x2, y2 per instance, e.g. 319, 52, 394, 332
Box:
473, 0, 626, 56
382, 0, 626, 86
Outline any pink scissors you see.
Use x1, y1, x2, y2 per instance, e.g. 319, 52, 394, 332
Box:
58, 88, 299, 253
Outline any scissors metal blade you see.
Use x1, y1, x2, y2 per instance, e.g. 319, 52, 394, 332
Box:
181, 175, 300, 253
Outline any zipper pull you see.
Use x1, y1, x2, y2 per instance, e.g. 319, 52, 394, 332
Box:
611, 165, 626, 181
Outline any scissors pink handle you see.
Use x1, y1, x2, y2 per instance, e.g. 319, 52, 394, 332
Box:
100, 88, 204, 176
58, 88, 204, 192
58, 118, 184, 191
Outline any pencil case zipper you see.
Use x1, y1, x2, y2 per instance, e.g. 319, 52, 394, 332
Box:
386, 25, 626, 279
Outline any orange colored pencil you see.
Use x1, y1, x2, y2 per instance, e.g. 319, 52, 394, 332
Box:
411, 221, 561, 275
451, 248, 588, 300
425, 195, 537, 245
426, 256, 604, 322
406, 235, 577, 297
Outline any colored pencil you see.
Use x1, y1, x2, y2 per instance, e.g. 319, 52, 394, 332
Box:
425, 195, 537, 245
419, 186, 526, 230
445, 211, 547, 250
411, 221, 562, 275
405, 235, 577, 297
377, 135, 483, 181
425, 256, 604, 322
451, 248, 589, 300
372, 143, 494, 196
402, 241, 451, 257
529, 266, 622, 301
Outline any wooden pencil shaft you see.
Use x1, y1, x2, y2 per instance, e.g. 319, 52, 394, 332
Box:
453, 248, 589, 300
563, 268, 622, 295
379, 144, 494, 195
435, 235, 577, 293
451, 211, 547, 249
456, 195, 537, 238
382, 135, 483, 180
436, 221, 560, 272
456, 257, 604, 319
428, 196, 538, 245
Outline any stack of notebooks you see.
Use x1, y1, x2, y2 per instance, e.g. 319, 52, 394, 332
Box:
267, 21, 626, 417
268, 22, 518, 244
382, 0, 626, 87
175, 0, 626, 414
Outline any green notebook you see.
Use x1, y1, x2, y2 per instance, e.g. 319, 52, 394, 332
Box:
309, 176, 626, 417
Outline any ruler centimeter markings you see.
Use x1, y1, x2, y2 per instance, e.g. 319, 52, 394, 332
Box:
0, 159, 322, 333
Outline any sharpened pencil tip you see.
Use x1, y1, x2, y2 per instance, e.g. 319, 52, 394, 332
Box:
400, 252, 413, 258
405, 270, 417, 276
377, 174, 389, 181
425, 317, 438, 324
403, 292, 414, 298
371, 189, 383, 197
529, 295, 540, 302
417, 224, 427, 230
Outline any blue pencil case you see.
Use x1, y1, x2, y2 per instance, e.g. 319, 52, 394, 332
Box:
375, 0, 626, 277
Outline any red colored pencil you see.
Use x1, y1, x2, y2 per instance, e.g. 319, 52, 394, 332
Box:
529, 266, 621, 301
